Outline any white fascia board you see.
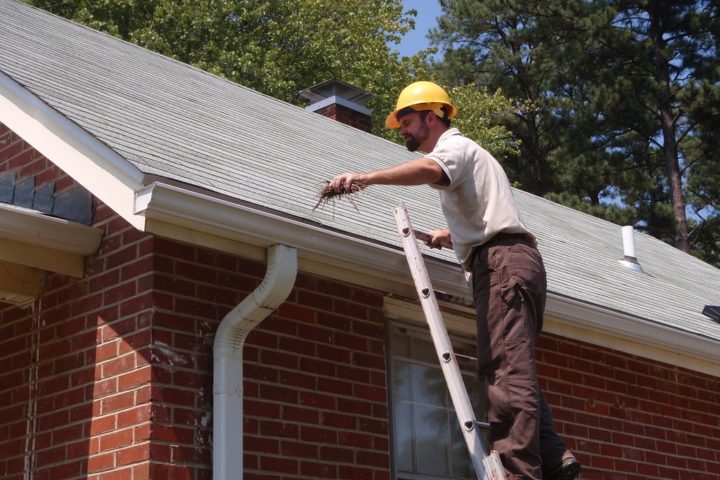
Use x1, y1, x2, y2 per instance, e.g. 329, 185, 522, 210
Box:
0, 203, 103, 256
134, 182, 435, 289
545, 295, 720, 369
0, 70, 146, 230
0, 203, 102, 278
135, 181, 720, 372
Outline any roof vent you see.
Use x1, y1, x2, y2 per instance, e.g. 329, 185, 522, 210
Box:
618, 225, 644, 273
703, 305, 720, 323
299, 79, 376, 132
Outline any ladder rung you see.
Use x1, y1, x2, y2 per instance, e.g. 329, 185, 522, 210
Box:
454, 352, 478, 362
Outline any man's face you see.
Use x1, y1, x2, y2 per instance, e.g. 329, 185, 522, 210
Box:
399, 111, 429, 152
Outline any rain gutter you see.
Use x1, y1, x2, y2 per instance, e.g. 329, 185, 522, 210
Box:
134, 182, 720, 372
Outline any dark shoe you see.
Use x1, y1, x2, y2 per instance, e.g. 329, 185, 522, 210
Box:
545, 451, 581, 479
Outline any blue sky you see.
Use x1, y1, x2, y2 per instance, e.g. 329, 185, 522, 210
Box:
394, 0, 443, 58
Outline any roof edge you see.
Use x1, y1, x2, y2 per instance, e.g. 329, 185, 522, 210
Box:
0, 203, 103, 255
0, 203, 102, 278
547, 294, 720, 373
135, 181, 720, 373
0, 69, 146, 230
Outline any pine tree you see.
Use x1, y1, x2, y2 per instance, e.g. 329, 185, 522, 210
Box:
431, 0, 720, 264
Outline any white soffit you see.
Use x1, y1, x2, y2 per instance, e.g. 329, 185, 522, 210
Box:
0, 70, 147, 230
0, 259, 40, 306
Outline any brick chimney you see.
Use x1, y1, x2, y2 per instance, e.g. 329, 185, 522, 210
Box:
299, 79, 375, 133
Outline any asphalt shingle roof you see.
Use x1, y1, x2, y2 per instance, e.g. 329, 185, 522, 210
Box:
2, 0, 719, 342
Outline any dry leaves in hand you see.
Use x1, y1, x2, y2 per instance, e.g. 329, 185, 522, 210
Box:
313, 181, 366, 212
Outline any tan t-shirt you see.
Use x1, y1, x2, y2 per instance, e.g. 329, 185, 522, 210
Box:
425, 128, 534, 268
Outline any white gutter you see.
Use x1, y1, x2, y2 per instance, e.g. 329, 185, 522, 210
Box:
213, 244, 297, 480
136, 182, 720, 370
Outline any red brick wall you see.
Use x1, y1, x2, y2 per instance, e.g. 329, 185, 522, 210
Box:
0, 122, 78, 194
0, 199, 156, 479
243, 274, 389, 479
313, 104, 373, 133
537, 335, 720, 480
148, 239, 391, 480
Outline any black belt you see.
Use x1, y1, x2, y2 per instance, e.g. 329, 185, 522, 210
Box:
484, 232, 532, 246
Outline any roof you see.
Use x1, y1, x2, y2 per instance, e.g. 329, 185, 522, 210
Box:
1, 1, 719, 354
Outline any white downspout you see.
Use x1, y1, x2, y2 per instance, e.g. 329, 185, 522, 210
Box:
213, 244, 297, 480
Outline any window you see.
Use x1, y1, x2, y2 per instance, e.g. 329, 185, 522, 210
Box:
388, 322, 487, 480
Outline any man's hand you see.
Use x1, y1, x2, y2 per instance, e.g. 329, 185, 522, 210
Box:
328, 172, 370, 193
414, 229, 453, 249
427, 229, 452, 249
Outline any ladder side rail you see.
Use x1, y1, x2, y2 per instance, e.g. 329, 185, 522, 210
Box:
394, 205, 502, 480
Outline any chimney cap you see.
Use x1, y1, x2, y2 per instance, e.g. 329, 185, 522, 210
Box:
299, 78, 375, 106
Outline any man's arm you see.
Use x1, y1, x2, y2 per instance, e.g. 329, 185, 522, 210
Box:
328, 158, 447, 192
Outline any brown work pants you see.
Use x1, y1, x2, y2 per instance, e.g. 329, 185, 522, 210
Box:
471, 234, 566, 479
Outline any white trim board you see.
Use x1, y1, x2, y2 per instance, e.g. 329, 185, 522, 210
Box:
0, 70, 146, 230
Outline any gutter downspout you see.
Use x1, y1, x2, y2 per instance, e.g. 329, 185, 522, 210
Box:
213, 244, 297, 480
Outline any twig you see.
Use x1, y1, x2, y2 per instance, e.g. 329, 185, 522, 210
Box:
313, 181, 366, 212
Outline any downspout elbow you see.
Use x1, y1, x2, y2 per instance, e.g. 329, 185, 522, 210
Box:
213, 244, 297, 480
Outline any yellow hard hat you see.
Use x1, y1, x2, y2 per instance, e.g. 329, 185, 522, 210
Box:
385, 81, 458, 129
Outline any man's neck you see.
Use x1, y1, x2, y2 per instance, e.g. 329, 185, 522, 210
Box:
419, 125, 449, 153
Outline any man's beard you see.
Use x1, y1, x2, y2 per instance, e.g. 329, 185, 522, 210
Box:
405, 135, 421, 151
404, 122, 428, 152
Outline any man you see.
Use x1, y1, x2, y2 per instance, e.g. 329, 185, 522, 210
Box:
328, 81, 581, 480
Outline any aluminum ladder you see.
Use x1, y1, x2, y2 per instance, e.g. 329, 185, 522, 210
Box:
394, 203, 506, 480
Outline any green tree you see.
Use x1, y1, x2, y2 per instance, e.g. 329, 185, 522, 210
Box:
588, 0, 720, 253
27, 0, 422, 138
447, 84, 519, 160
28, 0, 518, 167
430, 0, 720, 265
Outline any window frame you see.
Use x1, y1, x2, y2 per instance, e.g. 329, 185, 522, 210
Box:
384, 298, 486, 480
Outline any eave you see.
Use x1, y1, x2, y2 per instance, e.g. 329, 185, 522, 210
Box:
0, 70, 146, 230
0, 203, 103, 304
135, 182, 720, 376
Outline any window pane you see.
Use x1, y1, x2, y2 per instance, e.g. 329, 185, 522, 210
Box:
464, 373, 487, 419
411, 363, 446, 407
392, 328, 411, 357
389, 323, 483, 480
394, 401, 414, 472
412, 335, 438, 363
394, 360, 412, 401
415, 404, 449, 476
449, 411, 474, 479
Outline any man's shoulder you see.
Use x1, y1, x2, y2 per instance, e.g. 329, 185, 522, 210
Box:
436, 128, 481, 152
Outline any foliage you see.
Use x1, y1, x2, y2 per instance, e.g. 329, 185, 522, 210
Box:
27, 0, 514, 150
447, 84, 519, 160
430, 0, 720, 265
26, 1, 398, 135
